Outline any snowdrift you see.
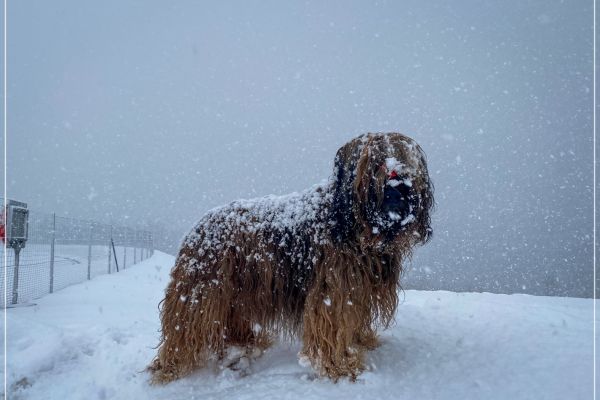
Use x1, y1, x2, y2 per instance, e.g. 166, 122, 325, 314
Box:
3, 252, 595, 400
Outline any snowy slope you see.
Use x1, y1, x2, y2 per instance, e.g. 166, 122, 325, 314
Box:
1, 244, 140, 306
3, 252, 595, 400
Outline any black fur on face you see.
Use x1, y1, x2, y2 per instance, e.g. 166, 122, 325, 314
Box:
376, 179, 420, 239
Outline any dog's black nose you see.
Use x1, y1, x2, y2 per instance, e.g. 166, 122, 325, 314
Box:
382, 186, 411, 221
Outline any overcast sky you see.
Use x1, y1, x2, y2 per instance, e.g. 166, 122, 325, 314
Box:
8, 1, 594, 296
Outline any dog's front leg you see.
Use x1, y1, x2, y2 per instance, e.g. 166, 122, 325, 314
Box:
299, 266, 372, 381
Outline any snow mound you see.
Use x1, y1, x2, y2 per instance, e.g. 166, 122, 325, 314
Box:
3, 252, 595, 400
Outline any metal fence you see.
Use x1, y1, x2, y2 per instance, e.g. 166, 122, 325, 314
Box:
1, 208, 153, 307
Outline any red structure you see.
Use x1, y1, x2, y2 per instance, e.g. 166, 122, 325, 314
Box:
0, 208, 5, 244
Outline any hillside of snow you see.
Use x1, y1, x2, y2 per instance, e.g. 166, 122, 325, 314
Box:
1, 244, 142, 307
3, 252, 595, 400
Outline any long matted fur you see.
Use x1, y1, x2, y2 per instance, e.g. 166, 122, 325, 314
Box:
149, 132, 434, 383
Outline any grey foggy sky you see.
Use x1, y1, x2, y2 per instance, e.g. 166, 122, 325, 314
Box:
8, 1, 594, 296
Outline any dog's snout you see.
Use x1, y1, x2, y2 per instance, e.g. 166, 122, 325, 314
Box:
382, 186, 411, 220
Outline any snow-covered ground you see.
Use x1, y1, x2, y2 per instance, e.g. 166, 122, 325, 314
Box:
0, 244, 147, 306
3, 252, 595, 400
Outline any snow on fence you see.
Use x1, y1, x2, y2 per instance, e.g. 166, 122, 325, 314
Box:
0, 208, 153, 307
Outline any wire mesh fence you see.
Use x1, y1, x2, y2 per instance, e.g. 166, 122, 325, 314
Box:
1, 205, 153, 307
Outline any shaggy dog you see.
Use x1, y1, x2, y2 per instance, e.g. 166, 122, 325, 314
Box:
149, 132, 434, 383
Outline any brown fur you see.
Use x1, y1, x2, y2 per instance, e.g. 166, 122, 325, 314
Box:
149, 132, 434, 383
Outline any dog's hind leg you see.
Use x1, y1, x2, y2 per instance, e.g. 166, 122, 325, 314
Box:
220, 310, 273, 374
149, 257, 232, 384
218, 250, 276, 373
149, 292, 210, 383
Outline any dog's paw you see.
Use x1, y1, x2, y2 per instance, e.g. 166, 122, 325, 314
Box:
220, 346, 261, 378
222, 346, 246, 368
300, 372, 319, 381
297, 353, 313, 369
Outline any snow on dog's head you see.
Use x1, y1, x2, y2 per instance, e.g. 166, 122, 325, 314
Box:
330, 132, 434, 250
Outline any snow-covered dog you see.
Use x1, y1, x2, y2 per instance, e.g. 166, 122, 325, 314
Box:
149, 132, 434, 383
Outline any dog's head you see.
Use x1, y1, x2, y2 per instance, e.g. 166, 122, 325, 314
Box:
330, 133, 434, 250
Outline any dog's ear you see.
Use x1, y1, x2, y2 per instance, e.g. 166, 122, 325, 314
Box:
330, 135, 386, 243
330, 139, 366, 244
330, 149, 355, 243
413, 145, 435, 244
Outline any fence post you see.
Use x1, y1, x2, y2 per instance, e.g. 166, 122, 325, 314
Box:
87, 222, 93, 280
123, 242, 127, 269
108, 225, 112, 274
111, 238, 120, 272
11, 245, 22, 304
49, 213, 56, 294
